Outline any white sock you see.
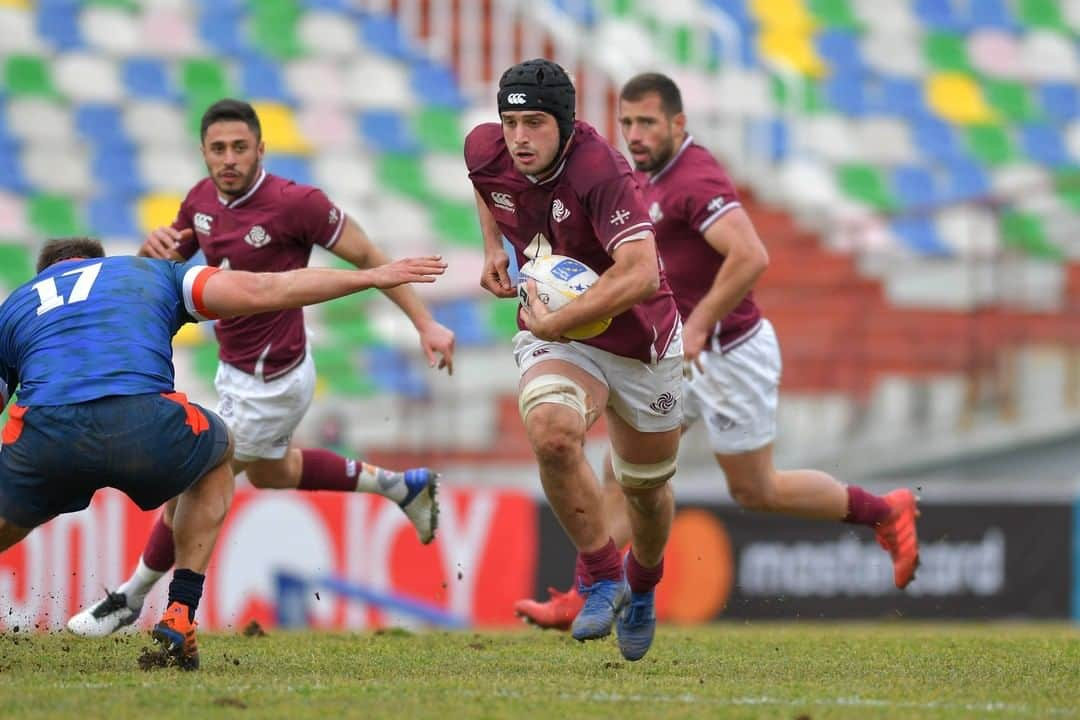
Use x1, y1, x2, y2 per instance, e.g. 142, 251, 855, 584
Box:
353, 462, 409, 503
116, 557, 165, 609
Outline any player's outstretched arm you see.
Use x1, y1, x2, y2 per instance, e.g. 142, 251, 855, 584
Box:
199, 257, 447, 319
329, 218, 456, 374
139, 227, 193, 261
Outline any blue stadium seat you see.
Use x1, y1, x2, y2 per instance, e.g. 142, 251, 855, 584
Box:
75, 104, 130, 147
241, 55, 291, 103
815, 31, 865, 73
823, 73, 867, 116
365, 347, 428, 398
264, 155, 314, 186
913, 116, 967, 163
878, 76, 929, 119
552, 0, 599, 27
1020, 123, 1070, 168
913, 0, 968, 32
1038, 83, 1080, 122
432, 298, 492, 347
969, 0, 1019, 31
198, 5, 248, 56
299, 0, 355, 9
91, 145, 144, 196
36, 0, 85, 51
123, 58, 178, 101
411, 60, 466, 109
892, 165, 938, 209
87, 195, 140, 238
941, 158, 991, 201
360, 14, 415, 61
0, 145, 29, 193
359, 110, 420, 154
750, 118, 789, 161
891, 217, 952, 256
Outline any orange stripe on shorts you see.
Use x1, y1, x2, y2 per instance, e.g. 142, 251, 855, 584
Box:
161, 392, 210, 435
1, 404, 27, 445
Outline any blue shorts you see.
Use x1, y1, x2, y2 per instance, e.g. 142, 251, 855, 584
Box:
0, 392, 231, 528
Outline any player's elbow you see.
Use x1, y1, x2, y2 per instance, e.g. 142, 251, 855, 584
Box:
632, 263, 661, 302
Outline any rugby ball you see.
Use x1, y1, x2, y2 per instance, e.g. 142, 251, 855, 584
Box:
518, 254, 612, 340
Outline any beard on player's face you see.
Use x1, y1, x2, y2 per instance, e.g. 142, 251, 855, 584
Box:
211, 159, 261, 198
630, 128, 675, 173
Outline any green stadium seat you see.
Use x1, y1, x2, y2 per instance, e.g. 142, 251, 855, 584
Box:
1000, 211, 1063, 260
181, 58, 231, 101
924, 33, 971, 73
250, 0, 304, 60
1054, 169, 1080, 210
771, 74, 827, 114
85, 0, 138, 9
982, 79, 1037, 123
964, 124, 1015, 165
312, 347, 376, 396
430, 199, 480, 247
0, 243, 32, 288
836, 164, 896, 211
376, 154, 429, 201
1016, 0, 1069, 32
414, 107, 463, 153
192, 343, 220, 386
809, 0, 860, 29
3, 55, 57, 98
486, 296, 520, 341
27, 194, 82, 237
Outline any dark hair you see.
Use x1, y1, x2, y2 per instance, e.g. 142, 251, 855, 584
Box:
36, 237, 105, 273
620, 73, 683, 117
200, 98, 261, 142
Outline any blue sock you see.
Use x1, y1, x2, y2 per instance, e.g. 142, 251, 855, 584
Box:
168, 568, 205, 621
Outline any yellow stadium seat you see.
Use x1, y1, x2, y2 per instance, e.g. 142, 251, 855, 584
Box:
137, 193, 184, 235
759, 29, 826, 77
173, 323, 205, 348
0, 0, 31, 9
750, 0, 817, 32
926, 73, 995, 125
251, 102, 312, 154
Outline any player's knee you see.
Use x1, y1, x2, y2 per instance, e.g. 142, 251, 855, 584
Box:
527, 411, 584, 468
727, 475, 774, 511
610, 449, 677, 490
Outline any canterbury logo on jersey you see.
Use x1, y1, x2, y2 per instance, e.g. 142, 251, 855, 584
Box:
245, 225, 271, 248
507, 93, 527, 104
194, 213, 213, 235
649, 201, 663, 223
491, 192, 515, 213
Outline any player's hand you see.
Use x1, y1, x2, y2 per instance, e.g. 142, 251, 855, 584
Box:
140, 227, 191, 261
480, 247, 517, 299
417, 319, 455, 375
367, 256, 447, 289
519, 278, 567, 342
681, 320, 709, 378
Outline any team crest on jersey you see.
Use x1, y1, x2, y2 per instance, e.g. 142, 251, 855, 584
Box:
708, 196, 728, 213
551, 198, 571, 223
649, 201, 663, 223
328, 207, 340, 225
245, 225, 271, 248
609, 209, 631, 226
193, 212, 213, 235
491, 192, 516, 213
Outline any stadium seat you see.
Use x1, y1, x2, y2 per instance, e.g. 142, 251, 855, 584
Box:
891, 216, 952, 256
81, 6, 141, 55
27, 193, 83, 237
197, 4, 247, 56
4, 55, 57, 98
298, 104, 358, 151
926, 73, 994, 124
136, 192, 183, 235
1039, 83, 1080, 122
313, 152, 376, 199
891, 165, 938, 209
1020, 123, 1071, 168
75, 103, 129, 146
967, 31, 1022, 79
924, 32, 972, 73
181, 58, 231, 105
138, 148, 204, 193
431, 298, 492, 347
139, 6, 201, 57
253, 102, 311, 153
0, 6, 44, 54
344, 56, 413, 109
54, 53, 123, 103
1016, 0, 1069, 32
360, 110, 420, 154
430, 198, 480, 247
298, 10, 359, 56
413, 107, 463, 153
1000, 210, 1062, 259
36, 1, 85, 51
0, 146, 30, 193
24, 145, 93, 196
88, 194, 139, 238
808, 0, 860, 29
836, 163, 897, 211
0, 191, 28, 239
860, 30, 926, 77
941, 157, 991, 200
376, 154, 427, 200
411, 60, 467, 109
264, 155, 314, 186
239, 55, 291, 103
1020, 31, 1079, 81
122, 58, 178, 101
123, 100, 188, 146
964, 124, 1016, 166
981, 79, 1036, 123
423, 153, 475, 203
91, 144, 144, 196
364, 346, 428, 398
913, 116, 968, 163
914, 0, 968, 32
0, 243, 33, 289
969, 0, 1019, 31
6, 98, 73, 143
877, 75, 928, 118
360, 14, 415, 61
822, 72, 867, 116
285, 59, 346, 104
251, 0, 303, 59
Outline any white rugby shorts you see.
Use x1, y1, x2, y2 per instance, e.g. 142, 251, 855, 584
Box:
683, 319, 781, 454
512, 329, 684, 433
213, 352, 316, 461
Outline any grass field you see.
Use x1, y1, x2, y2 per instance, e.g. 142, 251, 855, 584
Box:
0, 623, 1076, 719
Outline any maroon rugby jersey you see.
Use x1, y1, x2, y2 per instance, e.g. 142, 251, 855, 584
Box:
466, 120, 680, 363
637, 136, 761, 351
172, 169, 346, 379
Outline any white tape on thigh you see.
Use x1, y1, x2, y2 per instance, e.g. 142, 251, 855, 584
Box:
610, 449, 677, 489
518, 374, 588, 421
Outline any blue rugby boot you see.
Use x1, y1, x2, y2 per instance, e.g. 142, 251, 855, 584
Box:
570, 578, 628, 641
398, 468, 440, 544
616, 590, 656, 661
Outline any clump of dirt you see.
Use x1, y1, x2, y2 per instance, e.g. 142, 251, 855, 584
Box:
241, 620, 266, 638
213, 697, 247, 709
137, 646, 170, 671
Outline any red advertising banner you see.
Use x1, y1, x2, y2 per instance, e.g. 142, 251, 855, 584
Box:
0, 486, 537, 631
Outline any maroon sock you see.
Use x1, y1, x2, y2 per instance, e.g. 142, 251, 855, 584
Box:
579, 538, 622, 585
298, 448, 359, 492
574, 554, 591, 588
143, 513, 175, 572
626, 550, 664, 594
844, 485, 892, 527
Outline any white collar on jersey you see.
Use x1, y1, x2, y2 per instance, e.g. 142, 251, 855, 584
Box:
648, 135, 694, 184
526, 157, 568, 185
218, 168, 268, 208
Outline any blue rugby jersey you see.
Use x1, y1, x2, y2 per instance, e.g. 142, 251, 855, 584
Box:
0, 256, 219, 408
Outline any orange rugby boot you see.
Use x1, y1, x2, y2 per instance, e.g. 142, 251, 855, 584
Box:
151, 601, 200, 670
513, 586, 584, 631
875, 489, 920, 589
